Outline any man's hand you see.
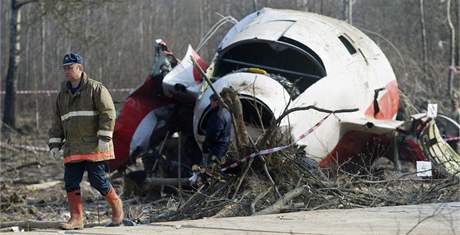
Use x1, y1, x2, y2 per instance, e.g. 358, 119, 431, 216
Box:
202, 153, 210, 167
49, 148, 62, 158
98, 139, 110, 152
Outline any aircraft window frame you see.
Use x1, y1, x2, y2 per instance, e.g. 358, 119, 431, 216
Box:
338, 35, 357, 55
215, 39, 327, 95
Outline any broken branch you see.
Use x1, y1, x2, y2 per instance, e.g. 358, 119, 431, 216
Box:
255, 185, 306, 215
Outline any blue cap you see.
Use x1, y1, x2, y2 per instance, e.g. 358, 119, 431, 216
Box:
63, 53, 83, 65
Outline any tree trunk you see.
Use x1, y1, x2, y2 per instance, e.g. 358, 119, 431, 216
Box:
0, 1, 3, 84
347, 0, 353, 24
419, 0, 428, 80
220, 87, 251, 154
2, 0, 21, 132
457, 0, 460, 67
39, 2, 46, 130
320, 0, 324, 15
447, 0, 456, 96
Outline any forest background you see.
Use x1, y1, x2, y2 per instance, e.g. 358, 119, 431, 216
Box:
1, 0, 459, 133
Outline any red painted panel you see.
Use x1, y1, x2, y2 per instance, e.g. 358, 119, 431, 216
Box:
319, 131, 391, 171
192, 49, 209, 84
365, 80, 399, 119
108, 76, 172, 171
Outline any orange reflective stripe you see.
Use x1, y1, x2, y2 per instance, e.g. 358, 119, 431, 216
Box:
64, 151, 114, 164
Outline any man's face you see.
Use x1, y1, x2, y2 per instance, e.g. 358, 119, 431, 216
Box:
63, 64, 82, 81
210, 99, 218, 109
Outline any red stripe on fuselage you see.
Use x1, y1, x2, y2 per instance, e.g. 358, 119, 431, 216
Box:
319, 80, 399, 169
109, 76, 173, 171
365, 80, 399, 119
318, 131, 391, 171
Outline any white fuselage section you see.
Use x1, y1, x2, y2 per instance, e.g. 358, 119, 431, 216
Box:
164, 8, 399, 163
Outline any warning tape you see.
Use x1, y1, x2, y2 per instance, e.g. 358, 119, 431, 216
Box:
0, 142, 49, 152
445, 136, 460, 142
0, 88, 134, 95
220, 113, 332, 172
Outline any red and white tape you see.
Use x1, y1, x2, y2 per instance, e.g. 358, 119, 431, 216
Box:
0, 142, 49, 152
221, 113, 332, 172
0, 88, 134, 95
445, 136, 460, 142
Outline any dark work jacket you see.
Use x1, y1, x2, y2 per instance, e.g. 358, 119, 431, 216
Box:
203, 106, 232, 157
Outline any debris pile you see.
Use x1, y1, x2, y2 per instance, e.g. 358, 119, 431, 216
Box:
123, 145, 459, 224
121, 111, 460, 224
1, 114, 459, 231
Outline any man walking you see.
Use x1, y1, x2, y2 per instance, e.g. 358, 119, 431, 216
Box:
48, 53, 123, 229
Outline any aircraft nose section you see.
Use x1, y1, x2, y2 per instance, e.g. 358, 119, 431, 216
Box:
193, 72, 292, 145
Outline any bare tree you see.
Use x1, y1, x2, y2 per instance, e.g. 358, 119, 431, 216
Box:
2, 0, 33, 133
342, 0, 353, 24
1, 0, 460, 131
348, 0, 353, 24
419, 0, 428, 80
447, 0, 456, 97
457, 0, 460, 68
2, 0, 115, 134
0, 1, 3, 88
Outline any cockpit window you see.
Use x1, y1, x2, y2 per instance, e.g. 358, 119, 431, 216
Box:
339, 35, 357, 55
214, 38, 326, 97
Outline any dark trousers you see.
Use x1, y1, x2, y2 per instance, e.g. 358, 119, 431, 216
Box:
64, 161, 111, 195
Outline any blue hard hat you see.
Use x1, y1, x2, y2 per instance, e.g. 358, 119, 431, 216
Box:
63, 53, 83, 65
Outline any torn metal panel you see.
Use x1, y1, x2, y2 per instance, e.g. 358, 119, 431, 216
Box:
162, 45, 208, 100
109, 76, 175, 171
340, 117, 404, 134
420, 121, 460, 178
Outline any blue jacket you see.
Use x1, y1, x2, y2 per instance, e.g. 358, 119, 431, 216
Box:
203, 106, 232, 157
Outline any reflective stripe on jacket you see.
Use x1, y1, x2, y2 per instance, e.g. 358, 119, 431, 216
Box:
48, 73, 116, 164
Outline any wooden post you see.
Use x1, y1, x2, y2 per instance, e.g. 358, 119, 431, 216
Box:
393, 132, 401, 171
220, 87, 251, 154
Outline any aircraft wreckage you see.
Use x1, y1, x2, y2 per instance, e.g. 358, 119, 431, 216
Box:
108, 8, 460, 187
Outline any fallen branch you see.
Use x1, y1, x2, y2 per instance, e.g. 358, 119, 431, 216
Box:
251, 186, 273, 215
275, 106, 359, 126
24, 180, 61, 191
144, 177, 190, 186
232, 158, 254, 199
0, 142, 48, 153
211, 201, 243, 218
2, 161, 42, 174
255, 185, 306, 215
259, 106, 358, 147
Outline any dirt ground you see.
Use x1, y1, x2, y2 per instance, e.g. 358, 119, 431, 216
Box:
1, 126, 459, 232
0, 130, 121, 225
